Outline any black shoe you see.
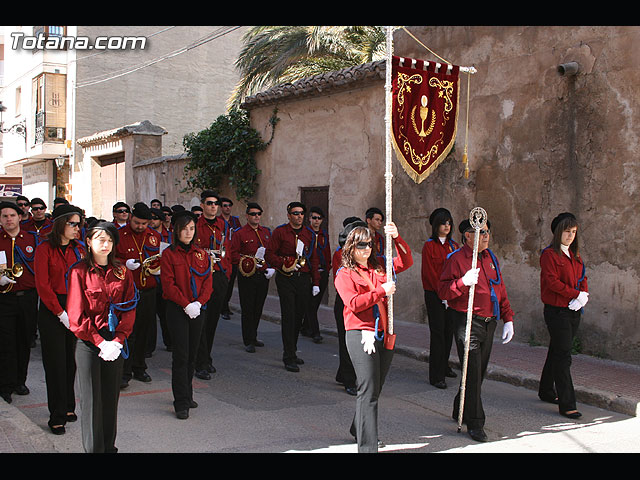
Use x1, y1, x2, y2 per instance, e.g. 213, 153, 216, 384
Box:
295, 357, 304, 365
560, 410, 582, 419
345, 386, 357, 396
48, 423, 66, 435
176, 410, 189, 420
245, 344, 256, 353
14, 385, 29, 395
190, 400, 198, 408
284, 362, 300, 372
120, 378, 130, 389
207, 364, 216, 374
468, 428, 488, 442
195, 370, 211, 380
133, 372, 152, 383
66, 412, 78, 422
1, 392, 12, 404
446, 368, 457, 378
539, 394, 559, 405
431, 380, 447, 389
221, 313, 230, 320
312, 335, 323, 344
254, 340, 264, 347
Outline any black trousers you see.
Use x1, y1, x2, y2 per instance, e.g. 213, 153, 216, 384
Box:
450, 308, 497, 430
346, 329, 394, 453
38, 294, 77, 427
147, 281, 172, 354
222, 264, 238, 314
334, 295, 356, 389
75, 340, 124, 453
539, 304, 581, 413
424, 289, 455, 385
196, 270, 228, 371
166, 301, 205, 412
237, 271, 269, 346
275, 271, 311, 364
123, 287, 156, 380
0, 289, 37, 395
302, 269, 329, 336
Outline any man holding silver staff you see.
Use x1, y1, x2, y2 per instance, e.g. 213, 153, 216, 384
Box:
438, 214, 514, 442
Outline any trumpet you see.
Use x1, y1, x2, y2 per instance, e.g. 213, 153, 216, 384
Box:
0, 263, 23, 280
207, 233, 226, 266
141, 254, 161, 277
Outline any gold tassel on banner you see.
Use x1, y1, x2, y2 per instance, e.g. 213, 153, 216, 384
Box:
463, 71, 471, 179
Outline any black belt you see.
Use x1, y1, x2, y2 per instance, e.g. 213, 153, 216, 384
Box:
472, 314, 496, 322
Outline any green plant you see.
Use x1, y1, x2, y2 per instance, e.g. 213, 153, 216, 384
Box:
182, 108, 279, 201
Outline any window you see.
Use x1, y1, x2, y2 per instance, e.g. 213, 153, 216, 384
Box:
32, 26, 67, 50
32, 73, 66, 144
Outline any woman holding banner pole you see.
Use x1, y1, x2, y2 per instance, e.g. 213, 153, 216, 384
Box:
334, 221, 412, 453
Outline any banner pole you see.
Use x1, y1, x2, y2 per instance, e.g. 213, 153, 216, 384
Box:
457, 206, 487, 432
385, 26, 394, 333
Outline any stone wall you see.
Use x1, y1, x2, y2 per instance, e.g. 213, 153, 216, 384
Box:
245, 26, 640, 364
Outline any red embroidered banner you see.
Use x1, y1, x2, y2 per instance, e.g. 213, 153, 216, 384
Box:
391, 56, 460, 184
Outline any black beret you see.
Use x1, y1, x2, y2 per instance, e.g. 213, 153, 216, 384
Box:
287, 201, 306, 213
246, 202, 263, 213
459, 218, 491, 234
0, 201, 22, 216
338, 220, 368, 248
52, 204, 83, 220
551, 212, 577, 233
90, 221, 120, 246
30, 197, 46, 208
131, 204, 153, 220
171, 209, 197, 226
149, 208, 164, 220
112, 201, 129, 211
429, 208, 452, 225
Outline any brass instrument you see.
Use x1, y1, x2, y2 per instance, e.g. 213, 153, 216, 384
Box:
208, 234, 226, 266
141, 254, 161, 277
0, 263, 23, 292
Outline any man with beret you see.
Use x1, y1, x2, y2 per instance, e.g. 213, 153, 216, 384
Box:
116, 203, 162, 388
22, 197, 53, 246
365, 207, 386, 265
193, 190, 232, 379
219, 197, 242, 320
438, 217, 515, 442
112, 202, 130, 228
0, 201, 38, 403
229, 202, 273, 352
265, 201, 321, 372
15, 196, 31, 223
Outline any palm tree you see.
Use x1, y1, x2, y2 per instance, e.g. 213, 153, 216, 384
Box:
228, 26, 387, 110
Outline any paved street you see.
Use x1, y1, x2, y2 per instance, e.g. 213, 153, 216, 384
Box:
6, 309, 639, 453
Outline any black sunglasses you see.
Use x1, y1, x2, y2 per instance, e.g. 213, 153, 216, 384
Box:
247, 211, 262, 216
115, 208, 129, 214
31, 206, 46, 211
310, 216, 323, 220
205, 200, 220, 206
356, 241, 373, 249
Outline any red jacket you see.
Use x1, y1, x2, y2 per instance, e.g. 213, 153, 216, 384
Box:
334, 235, 413, 332
332, 248, 342, 282
161, 244, 213, 308
437, 243, 514, 323
265, 223, 320, 286
21, 217, 53, 246
421, 237, 459, 292
115, 225, 162, 290
229, 224, 272, 271
67, 262, 136, 347
35, 239, 86, 316
193, 215, 231, 279
308, 226, 331, 273
0, 228, 37, 292
540, 246, 588, 307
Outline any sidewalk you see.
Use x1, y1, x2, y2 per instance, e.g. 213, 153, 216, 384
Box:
2, 291, 639, 453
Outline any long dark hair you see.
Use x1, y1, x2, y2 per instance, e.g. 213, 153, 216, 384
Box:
171, 212, 197, 250
340, 226, 383, 273
47, 213, 81, 249
429, 209, 453, 242
83, 222, 121, 269
551, 215, 580, 258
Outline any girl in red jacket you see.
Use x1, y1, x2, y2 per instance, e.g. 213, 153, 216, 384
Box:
67, 222, 137, 452
34, 204, 86, 435
161, 210, 213, 420
421, 208, 459, 389
538, 212, 588, 419
334, 221, 412, 453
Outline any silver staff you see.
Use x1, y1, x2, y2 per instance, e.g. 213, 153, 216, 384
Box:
457, 206, 487, 433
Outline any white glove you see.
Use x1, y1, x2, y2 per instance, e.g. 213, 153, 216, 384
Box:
0, 275, 16, 286
568, 298, 582, 311
576, 291, 589, 307
265, 268, 275, 279
461, 268, 480, 287
184, 301, 201, 319
58, 311, 70, 329
382, 281, 396, 296
502, 322, 514, 344
442, 299, 448, 309
293, 262, 302, 271
312, 286, 320, 296
126, 258, 141, 270
361, 330, 376, 354
98, 340, 122, 361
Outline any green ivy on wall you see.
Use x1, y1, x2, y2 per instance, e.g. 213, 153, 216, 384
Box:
182, 108, 279, 201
